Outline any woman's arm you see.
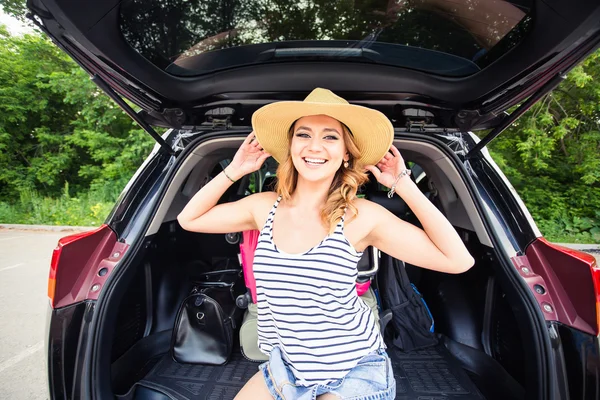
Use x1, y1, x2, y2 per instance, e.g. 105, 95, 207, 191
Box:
177, 132, 271, 234
364, 146, 474, 274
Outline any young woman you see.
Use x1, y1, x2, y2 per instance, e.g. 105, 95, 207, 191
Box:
177, 88, 474, 400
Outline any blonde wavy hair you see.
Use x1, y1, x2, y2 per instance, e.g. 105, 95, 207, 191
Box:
275, 120, 369, 233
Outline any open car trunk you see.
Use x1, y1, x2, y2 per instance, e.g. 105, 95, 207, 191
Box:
98, 133, 544, 400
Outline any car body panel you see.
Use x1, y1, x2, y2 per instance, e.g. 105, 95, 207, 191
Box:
50, 225, 117, 309
46, 301, 94, 399
554, 322, 600, 400
466, 132, 600, 336
520, 239, 598, 335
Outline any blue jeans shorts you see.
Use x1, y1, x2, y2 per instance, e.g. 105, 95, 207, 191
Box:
258, 346, 396, 400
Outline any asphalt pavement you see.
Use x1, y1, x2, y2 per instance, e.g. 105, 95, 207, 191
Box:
0, 227, 598, 399
0, 230, 68, 400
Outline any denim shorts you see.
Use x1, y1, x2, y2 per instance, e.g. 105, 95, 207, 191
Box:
258, 346, 396, 400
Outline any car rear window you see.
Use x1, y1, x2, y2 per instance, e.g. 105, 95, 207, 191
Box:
119, 0, 532, 77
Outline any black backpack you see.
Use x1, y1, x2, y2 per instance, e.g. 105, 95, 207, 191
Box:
377, 253, 438, 351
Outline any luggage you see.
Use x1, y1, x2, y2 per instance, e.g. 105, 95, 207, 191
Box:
171, 269, 244, 365
378, 253, 437, 352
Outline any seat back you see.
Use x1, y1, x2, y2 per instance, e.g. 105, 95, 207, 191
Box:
240, 230, 260, 303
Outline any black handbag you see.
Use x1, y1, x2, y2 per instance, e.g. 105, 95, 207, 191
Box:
171, 269, 243, 365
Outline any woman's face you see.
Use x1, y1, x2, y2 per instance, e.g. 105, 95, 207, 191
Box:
289, 114, 349, 183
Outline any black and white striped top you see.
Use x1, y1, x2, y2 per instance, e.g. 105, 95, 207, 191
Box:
253, 195, 384, 386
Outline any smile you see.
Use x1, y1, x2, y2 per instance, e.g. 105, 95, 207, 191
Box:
303, 157, 327, 165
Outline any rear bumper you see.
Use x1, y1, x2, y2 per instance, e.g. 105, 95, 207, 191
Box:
47, 301, 95, 399
555, 322, 600, 400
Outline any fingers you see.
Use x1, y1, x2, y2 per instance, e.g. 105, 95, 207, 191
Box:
244, 132, 267, 152
251, 135, 264, 150
364, 165, 381, 179
245, 132, 265, 150
376, 145, 403, 167
243, 132, 256, 145
390, 145, 402, 158
258, 152, 271, 164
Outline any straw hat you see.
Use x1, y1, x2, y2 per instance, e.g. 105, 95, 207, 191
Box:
252, 88, 394, 166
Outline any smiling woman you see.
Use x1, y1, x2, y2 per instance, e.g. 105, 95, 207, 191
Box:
177, 87, 474, 400
275, 115, 367, 236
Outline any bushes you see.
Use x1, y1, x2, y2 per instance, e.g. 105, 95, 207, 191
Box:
517, 182, 600, 243
484, 49, 600, 244
0, 183, 116, 226
0, 30, 153, 226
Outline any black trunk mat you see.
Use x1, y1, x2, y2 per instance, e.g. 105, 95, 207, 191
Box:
124, 344, 485, 400
388, 345, 484, 399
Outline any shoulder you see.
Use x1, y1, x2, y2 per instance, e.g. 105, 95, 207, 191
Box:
344, 198, 392, 251
244, 190, 279, 203
351, 197, 388, 218
239, 191, 278, 210
347, 198, 390, 229
241, 191, 279, 227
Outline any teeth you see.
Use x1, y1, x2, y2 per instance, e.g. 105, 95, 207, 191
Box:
304, 158, 326, 164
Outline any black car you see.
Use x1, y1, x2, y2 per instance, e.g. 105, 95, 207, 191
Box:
29, 0, 600, 399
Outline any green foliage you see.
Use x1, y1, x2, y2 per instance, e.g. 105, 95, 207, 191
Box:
0, 0, 28, 21
0, 29, 154, 222
488, 49, 600, 243
0, 182, 114, 226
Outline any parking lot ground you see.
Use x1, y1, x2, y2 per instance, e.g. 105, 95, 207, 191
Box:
0, 230, 69, 400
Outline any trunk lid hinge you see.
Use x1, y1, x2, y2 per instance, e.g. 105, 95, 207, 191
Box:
407, 121, 427, 132
92, 75, 175, 156
211, 116, 232, 130
206, 107, 235, 130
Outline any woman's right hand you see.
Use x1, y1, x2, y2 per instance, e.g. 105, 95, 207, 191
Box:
226, 132, 271, 180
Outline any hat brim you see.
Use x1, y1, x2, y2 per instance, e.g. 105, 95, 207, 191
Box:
251, 101, 394, 166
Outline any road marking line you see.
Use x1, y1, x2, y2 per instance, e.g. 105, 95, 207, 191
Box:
0, 263, 25, 272
0, 236, 24, 242
0, 341, 44, 374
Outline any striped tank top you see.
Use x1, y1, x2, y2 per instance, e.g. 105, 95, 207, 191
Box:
253, 195, 384, 386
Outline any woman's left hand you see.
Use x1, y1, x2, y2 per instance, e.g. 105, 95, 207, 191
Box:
364, 145, 408, 188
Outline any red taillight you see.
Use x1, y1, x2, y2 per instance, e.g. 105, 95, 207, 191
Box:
591, 259, 600, 335
48, 246, 60, 303
48, 225, 116, 308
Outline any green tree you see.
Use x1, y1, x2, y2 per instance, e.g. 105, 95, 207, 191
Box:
487, 50, 600, 242
0, 28, 154, 202
0, 0, 28, 21
0, 28, 77, 197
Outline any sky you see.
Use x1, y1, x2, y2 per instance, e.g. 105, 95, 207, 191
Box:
0, 6, 35, 35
